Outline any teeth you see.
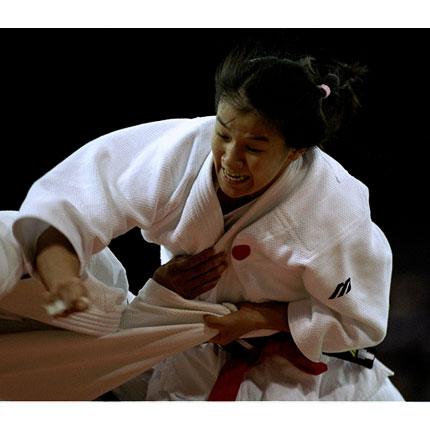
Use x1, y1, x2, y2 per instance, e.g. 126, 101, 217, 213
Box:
223, 169, 248, 182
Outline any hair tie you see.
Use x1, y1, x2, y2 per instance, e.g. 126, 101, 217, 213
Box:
318, 84, 331, 99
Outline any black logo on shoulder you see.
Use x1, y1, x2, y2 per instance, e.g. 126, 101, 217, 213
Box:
328, 278, 351, 300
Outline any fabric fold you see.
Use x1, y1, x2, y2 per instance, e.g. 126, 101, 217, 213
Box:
0, 275, 238, 400
0, 211, 25, 298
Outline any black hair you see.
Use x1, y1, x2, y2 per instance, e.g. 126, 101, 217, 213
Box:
214, 45, 368, 149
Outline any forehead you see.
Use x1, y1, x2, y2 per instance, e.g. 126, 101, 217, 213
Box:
216, 101, 282, 138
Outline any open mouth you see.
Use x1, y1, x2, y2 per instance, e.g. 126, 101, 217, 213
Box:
222, 168, 250, 184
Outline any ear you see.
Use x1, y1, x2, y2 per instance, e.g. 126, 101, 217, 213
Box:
288, 148, 307, 161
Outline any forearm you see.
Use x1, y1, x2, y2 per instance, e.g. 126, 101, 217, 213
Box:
35, 226, 81, 289
204, 301, 290, 345
239, 302, 290, 332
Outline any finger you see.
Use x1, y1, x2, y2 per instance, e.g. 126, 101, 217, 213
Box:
182, 253, 228, 281
186, 262, 227, 289
43, 291, 56, 303
208, 333, 232, 346
48, 280, 89, 315
207, 336, 220, 344
181, 248, 224, 270
186, 248, 216, 267
186, 280, 219, 299
46, 295, 90, 317
72, 296, 90, 312
206, 328, 227, 344
188, 257, 228, 282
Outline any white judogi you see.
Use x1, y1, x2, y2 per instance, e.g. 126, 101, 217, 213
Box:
0, 273, 236, 400
10, 116, 401, 400
0, 211, 24, 298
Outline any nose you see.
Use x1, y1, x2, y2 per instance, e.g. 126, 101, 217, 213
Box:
222, 143, 244, 170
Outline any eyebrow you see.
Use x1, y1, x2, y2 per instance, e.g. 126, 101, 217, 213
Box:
216, 116, 231, 129
216, 116, 270, 143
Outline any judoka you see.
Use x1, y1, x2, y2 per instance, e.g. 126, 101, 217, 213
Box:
2, 47, 404, 400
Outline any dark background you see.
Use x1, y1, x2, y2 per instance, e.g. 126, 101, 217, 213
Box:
1, 29, 428, 401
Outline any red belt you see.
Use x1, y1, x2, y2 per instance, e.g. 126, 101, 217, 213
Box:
208, 333, 328, 401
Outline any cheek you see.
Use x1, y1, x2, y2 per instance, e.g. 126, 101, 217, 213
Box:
212, 139, 230, 171
251, 156, 286, 184
211, 140, 221, 165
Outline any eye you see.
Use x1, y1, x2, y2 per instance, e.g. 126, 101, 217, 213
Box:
246, 146, 264, 153
217, 132, 231, 141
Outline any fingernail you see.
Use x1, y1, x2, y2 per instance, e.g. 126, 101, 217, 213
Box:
74, 297, 90, 311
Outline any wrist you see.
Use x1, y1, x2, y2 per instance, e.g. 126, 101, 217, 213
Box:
35, 245, 81, 291
239, 302, 290, 332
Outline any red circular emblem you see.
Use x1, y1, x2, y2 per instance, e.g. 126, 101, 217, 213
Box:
232, 245, 251, 260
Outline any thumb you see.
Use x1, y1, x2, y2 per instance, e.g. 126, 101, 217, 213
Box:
203, 314, 222, 328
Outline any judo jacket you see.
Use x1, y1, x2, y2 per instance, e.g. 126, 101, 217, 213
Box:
7, 116, 395, 399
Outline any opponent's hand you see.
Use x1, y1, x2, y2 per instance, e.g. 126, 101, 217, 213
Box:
43, 277, 90, 317
152, 247, 227, 299
35, 226, 90, 317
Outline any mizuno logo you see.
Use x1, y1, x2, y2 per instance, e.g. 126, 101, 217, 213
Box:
328, 278, 351, 300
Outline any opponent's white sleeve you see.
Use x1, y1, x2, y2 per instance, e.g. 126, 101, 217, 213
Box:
288, 219, 392, 362
13, 118, 209, 276
0, 211, 24, 297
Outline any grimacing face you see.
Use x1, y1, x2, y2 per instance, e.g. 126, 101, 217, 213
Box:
211, 101, 304, 201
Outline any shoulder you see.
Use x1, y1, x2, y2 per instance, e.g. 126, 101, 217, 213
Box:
114, 116, 215, 217
84, 116, 215, 154
306, 147, 369, 196
53, 115, 216, 186
273, 148, 372, 255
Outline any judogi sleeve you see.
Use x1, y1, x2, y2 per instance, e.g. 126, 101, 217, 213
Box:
13, 118, 209, 276
0, 211, 24, 297
287, 219, 392, 362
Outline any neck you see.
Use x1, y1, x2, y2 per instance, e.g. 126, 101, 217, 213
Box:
217, 189, 256, 215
